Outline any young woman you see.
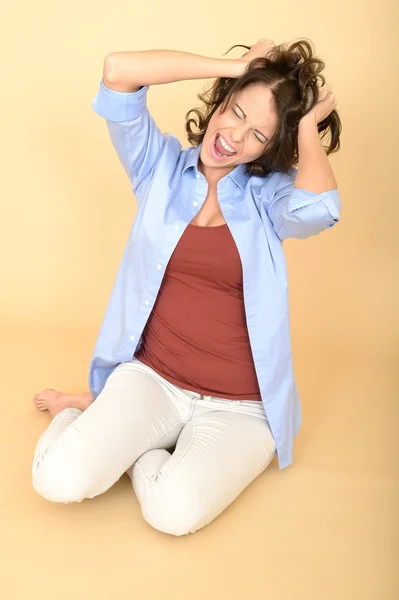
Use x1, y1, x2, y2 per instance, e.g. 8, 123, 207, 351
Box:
32, 39, 342, 536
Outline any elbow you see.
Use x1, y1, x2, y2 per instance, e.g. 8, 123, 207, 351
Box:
101, 55, 142, 93
277, 194, 341, 240
103, 54, 117, 82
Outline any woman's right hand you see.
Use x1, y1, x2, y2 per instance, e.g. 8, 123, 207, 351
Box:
238, 39, 276, 66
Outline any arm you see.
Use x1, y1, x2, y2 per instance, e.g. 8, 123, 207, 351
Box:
103, 49, 246, 91
264, 171, 341, 240
294, 115, 338, 193
263, 90, 341, 240
93, 50, 246, 199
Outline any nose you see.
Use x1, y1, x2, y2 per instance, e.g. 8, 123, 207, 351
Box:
230, 122, 251, 145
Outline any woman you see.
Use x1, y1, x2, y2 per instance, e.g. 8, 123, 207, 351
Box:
32, 39, 342, 536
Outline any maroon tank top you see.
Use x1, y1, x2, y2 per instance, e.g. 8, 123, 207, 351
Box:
134, 223, 261, 400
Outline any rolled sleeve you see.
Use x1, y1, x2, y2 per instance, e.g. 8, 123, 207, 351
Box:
264, 170, 342, 240
92, 79, 150, 122
91, 79, 166, 199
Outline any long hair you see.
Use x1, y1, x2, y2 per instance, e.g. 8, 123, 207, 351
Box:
184, 39, 342, 177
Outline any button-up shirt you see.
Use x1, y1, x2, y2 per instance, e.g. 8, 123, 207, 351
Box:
89, 79, 342, 469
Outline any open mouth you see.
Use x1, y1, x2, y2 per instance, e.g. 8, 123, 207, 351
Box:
212, 134, 237, 159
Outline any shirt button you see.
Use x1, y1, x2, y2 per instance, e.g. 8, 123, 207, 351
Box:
196, 173, 201, 179
157, 264, 162, 270
193, 201, 198, 207
130, 335, 135, 341
175, 224, 179, 231
144, 300, 150, 306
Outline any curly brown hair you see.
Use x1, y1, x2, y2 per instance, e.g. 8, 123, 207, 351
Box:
185, 39, 342, 177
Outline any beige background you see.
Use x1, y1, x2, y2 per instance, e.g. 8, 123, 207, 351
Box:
1, 1, 398, 599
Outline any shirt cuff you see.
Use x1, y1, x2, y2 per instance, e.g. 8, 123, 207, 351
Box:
288, 187, 341, 221
91, 79, 150, 122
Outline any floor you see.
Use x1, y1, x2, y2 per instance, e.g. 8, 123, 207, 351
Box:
1, 327, 397, 600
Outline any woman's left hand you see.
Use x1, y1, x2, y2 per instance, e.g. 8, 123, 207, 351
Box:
302, 87, 337, 125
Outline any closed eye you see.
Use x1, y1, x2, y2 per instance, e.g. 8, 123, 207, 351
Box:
232, 108, 267, 144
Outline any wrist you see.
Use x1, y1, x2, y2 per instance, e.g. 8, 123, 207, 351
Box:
299, 113, 318, 131
221, 58, 247, 79
298, 115, 320, 145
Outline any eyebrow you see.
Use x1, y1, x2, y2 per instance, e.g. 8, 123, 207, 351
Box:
234, 102, 269, 141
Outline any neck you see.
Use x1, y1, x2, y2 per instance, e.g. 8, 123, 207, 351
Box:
198, 159, 235, 187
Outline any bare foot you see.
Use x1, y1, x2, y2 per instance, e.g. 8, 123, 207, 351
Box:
33, 389, 94, 419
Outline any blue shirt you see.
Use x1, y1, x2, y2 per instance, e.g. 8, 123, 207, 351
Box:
89, 79, 342, 469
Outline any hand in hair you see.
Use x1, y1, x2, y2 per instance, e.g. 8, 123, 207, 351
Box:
238, 38, 276, 66
302, 86, 337, 125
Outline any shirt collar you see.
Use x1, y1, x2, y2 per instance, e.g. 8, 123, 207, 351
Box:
182, 143, 251, 191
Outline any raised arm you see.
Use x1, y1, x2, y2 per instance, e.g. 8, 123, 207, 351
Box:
93, 49, 246, 202
262, 87, 342, 240
103, 48, 246, 92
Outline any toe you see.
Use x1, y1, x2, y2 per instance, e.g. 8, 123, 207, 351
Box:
34, 400, 47, 411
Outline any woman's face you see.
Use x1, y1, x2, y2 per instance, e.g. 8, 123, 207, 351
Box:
199, 83, 278, 183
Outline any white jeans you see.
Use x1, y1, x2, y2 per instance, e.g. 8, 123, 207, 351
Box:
32, 357, 276, 536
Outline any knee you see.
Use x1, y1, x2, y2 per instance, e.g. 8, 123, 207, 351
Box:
143, 505, 207, 537
137, 482, 211, 536
32, 454, 89, 504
